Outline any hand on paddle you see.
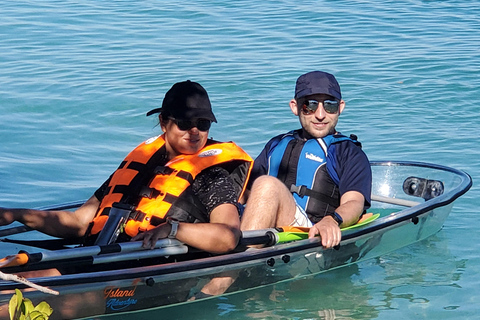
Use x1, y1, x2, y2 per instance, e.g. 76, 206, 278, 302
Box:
308, 216, 342, 249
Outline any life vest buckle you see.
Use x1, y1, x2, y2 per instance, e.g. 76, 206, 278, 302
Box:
154, 166, 174, 175
130, 210, 146, 222
140, 186, 162, 199
290, 184, 307, 198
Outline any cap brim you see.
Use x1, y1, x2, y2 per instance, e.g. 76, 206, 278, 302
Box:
146, 107, 163, 117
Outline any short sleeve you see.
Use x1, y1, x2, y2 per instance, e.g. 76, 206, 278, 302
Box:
94, 175, 112, 202
191, 166, 239, 217
331, 141, 372, 209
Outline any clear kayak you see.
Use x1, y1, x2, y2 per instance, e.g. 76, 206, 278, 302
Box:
0, 161, 472, 319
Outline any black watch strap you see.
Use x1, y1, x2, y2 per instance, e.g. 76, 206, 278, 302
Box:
327, 212, 343, 226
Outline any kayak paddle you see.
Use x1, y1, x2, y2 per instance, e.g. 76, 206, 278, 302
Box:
0, 238, 183, 269
0, 213, 380, 271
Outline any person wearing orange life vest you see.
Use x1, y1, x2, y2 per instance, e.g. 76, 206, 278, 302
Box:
0, 80, 253, 256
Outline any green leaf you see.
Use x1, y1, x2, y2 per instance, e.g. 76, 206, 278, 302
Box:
8, 289, 53, 320
21, 298, 35, 316
8, 289, 22, 320
8, 291, 18, 320
26, 310, 49, 320
34, 302, 52, 317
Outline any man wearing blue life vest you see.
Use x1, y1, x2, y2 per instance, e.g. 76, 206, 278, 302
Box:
241, 70, 372, 249
191, 71, 372, 299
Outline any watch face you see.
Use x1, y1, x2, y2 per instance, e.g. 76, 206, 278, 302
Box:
167, 217, 179, 238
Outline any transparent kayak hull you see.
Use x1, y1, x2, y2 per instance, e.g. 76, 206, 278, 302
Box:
0, 161, 472, 319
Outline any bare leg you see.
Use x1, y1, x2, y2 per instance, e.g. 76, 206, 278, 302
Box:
193, 177, 298, 297
241, 176, 297, 230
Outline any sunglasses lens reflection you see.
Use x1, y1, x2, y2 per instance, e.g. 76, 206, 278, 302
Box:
302, 100, 339, 114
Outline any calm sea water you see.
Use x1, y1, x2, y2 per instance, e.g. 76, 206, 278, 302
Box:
1, 0, 479, 319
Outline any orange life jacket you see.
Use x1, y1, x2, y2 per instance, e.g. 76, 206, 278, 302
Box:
89, 135, 253, 238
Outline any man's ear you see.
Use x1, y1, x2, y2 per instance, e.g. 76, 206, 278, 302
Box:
339, 100, 346, 115
289, 99, 299, 116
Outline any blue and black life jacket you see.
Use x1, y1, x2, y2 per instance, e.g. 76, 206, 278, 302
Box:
267, 130, 361, 223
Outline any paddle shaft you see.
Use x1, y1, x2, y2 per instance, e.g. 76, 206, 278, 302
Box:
11, 238, 183, 266
1, 230, 287, 272
2, 245, 190, 273
1, 216, 380, 272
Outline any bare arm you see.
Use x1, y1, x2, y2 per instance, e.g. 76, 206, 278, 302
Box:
0, 195, 100, 238
133, 203, 241, 254
308, 190, 365, 248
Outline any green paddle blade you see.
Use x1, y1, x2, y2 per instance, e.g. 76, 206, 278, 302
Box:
276, 213, 381, 244
276, 232, 309, 243
341, 213, 380, 231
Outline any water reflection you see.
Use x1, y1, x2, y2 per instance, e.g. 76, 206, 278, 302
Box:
116, 233, 466, 320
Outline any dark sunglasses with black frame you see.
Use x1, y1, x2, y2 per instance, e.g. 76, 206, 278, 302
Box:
301, 99, 340, 115
169, 117, 212, 132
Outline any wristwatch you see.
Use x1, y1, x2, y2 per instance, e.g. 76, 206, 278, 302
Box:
326, 212, 343, 226
166, 217, 179, 238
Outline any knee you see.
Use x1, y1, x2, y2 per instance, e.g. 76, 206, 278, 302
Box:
252, 175, 279, 190
250, 176, 286, 197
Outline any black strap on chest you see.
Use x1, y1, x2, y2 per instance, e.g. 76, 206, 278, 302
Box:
290, 184, 340, 208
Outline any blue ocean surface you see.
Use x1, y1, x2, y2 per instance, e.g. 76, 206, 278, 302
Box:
0, 0, 479, 318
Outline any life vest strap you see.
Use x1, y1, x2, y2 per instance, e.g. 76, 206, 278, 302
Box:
176, 170, 194, 184
290, 184, 339, 208
163, 193, 177, 204
127, 161, 148, 172
112, 185, 130, 197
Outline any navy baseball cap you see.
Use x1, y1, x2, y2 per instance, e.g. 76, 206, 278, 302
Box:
294, 71, 342, 100
146, 80, 217, 122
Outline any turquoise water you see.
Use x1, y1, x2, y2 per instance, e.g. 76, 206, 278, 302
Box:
1, 0, 479, 318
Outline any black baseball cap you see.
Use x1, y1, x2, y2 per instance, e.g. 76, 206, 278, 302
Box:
294, 71, 342, 100
146, 80, 217, 122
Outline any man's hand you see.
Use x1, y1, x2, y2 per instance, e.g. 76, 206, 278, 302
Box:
308, 216, 341, 248
131, 223, 171, 249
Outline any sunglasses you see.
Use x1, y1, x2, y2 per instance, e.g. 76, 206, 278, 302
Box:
302, 99, 340, 115
169, 118, 212, 131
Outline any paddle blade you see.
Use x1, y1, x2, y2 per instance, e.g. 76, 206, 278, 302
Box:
276, 232, 309, 243
278, 226, 310, 233
276, 212, 380, 243
341, 213, 380, 231
0, 253, 29, 268
357, 212, 373, 224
